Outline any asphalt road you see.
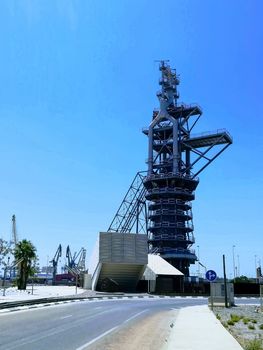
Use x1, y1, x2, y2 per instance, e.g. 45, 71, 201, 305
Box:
0, 298, 208, 350
234, 298, 262, 305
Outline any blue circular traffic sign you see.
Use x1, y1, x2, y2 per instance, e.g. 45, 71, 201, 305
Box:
206, 270, 217, 282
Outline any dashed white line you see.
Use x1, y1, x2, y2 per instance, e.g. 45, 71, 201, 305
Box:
60, 315, 73, 320
123, 309, 148, 324
75, 326, 119, 350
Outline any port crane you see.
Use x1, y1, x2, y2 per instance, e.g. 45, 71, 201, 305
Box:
50, 244, 62, 284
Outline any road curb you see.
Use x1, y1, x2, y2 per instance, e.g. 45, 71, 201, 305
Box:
0, 295, 209, 314
0, 294, 259, 312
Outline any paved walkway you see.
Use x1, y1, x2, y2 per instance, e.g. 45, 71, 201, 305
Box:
165, 305, 243, 350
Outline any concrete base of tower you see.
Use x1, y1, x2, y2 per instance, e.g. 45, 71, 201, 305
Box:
141, 254, 184, 293
163, 256, 197, 277
147, 249, 197, 276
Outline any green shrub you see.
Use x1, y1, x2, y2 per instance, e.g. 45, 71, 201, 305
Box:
259, 324, 263, 330
243, 318, 251, 324
227, 319, 235, 326
230, 314, 242, 323
251, 319, 257, 324
216, 313, 221, 320
245, 338, 263, 350
248, 324, 256, 330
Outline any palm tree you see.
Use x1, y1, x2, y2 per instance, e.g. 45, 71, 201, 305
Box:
14, 239, 37, 290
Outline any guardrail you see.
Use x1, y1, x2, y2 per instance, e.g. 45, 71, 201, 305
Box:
147, 187, 194, 195
149, 209, 192, 217
0, 296, 82, 309
144, 172, 199, 182
149, 199, 192, 207
149, 222, 194, 230
148, 233, 195, 242
190, 128, 233, 142
152, 247, 196, 255
0, 294, 129, 310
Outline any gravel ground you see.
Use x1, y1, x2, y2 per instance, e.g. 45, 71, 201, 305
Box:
87, 310, 175, 350
213, 305, 263, 349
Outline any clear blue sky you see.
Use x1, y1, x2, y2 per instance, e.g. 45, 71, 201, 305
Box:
0, 0, 262, 278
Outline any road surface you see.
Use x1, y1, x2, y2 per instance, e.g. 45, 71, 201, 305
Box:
0, 297, 207, 350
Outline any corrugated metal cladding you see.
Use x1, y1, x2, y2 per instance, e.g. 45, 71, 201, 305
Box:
99, 232, 148, 264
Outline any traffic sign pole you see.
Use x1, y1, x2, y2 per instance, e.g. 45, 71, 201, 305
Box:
210, 282, 214, 310
206, 270, 217, 310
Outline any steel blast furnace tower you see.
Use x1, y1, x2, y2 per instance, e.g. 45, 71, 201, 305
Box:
143, 62, 232, 275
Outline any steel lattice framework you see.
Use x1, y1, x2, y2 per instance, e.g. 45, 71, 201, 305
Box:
108, 171, 148, 234
108, 61, 232, 276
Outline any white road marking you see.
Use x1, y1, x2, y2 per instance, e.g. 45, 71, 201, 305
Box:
76, 309, 148, 349
60, 314, 72, 320
75, 326, 119, 350
123, 309, 148, 324
4, 309, 115, 349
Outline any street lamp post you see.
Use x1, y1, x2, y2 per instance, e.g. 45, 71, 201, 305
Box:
46, 255, 49, 285
197, 245, 200, 277
223, 254, 228, 308
232, 245, 236, 279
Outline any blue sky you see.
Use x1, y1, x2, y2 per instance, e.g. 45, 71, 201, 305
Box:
0, 0, 262, 278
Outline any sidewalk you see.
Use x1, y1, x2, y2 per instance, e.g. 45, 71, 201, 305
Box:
165, 305, 243, 350
0, 285, 87, 302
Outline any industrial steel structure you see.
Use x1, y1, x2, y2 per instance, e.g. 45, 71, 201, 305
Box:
49, 245, 86, 285
108, 171, 147, 234
66, 245, 86, 272
50, 244, 62, 284
109, 61, 232, 276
